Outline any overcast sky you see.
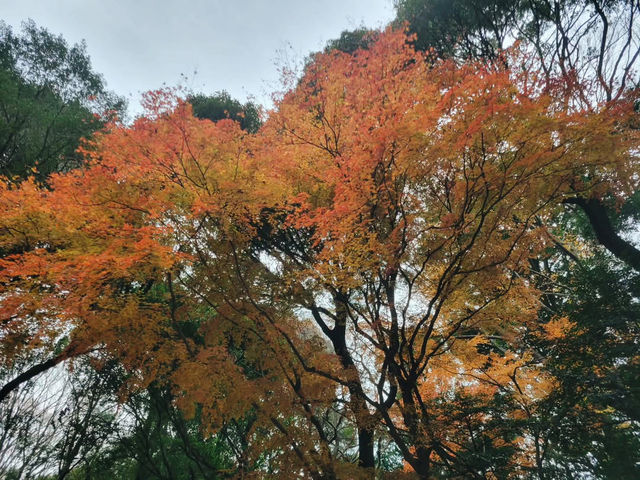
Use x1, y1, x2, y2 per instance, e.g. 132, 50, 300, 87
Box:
2, 0, 394, 114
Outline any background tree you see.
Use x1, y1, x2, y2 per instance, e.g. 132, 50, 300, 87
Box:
393, 0, 640, 91
188, 90, 261, 133
394, 0, 520, 58
323, 27, 379, 54
0, 359, 121, 480
0, 20, 125, 182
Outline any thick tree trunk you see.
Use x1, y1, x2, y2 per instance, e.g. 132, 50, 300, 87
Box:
333, 341, 376, 470
326, 297, 377, 470
357, 417, 376, 469
564, 197, 640, 271
412, 449, 432, 479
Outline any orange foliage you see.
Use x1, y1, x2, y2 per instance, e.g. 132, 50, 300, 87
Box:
1, 28, 638, 477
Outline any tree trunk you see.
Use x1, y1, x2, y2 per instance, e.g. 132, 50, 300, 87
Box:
565, 197, 640, 271
327, 297, 376, 470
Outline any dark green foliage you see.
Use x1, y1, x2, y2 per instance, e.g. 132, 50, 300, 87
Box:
77, 387, 234, 480
188, 91, 261, 133
0, 20, 125, 182
537, 255, 640, 478
522, 191, 640, 479
428, 394, 522, 479
393, 0, 521, 58
393, 0, 633, 64
301, 28, 378, 85
324, 27, 379, 54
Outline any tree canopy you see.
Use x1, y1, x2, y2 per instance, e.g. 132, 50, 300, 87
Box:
188, 91, 261, 134
0, 20, 125, 182
2, 6, 640, 479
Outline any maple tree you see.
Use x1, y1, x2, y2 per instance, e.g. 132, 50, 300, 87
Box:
257, 28, 638, 477
1, 28, 639, 478
388, 4, 640, 476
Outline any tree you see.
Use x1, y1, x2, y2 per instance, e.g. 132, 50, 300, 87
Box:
0, 358, 120, 480
323, 28, 379, 55
393, 0, 640, 274
188, 91, 261, 133
394, 0, 520, 58
1, 30, 638, 478
0, 20, 125, 182
74, 384, 235, 480
502, 199, 640, 479
257, 29, 638, 476
394, 0, 640, 93
392, 6, 640, 476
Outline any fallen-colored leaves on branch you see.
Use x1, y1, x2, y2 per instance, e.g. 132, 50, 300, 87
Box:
1, 29, 639, 479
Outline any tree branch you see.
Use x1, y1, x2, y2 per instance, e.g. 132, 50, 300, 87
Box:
564, 197, 640, 271
0, 352, 67, 403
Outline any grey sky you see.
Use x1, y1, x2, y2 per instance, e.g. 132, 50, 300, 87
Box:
2, 1, 394, 113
